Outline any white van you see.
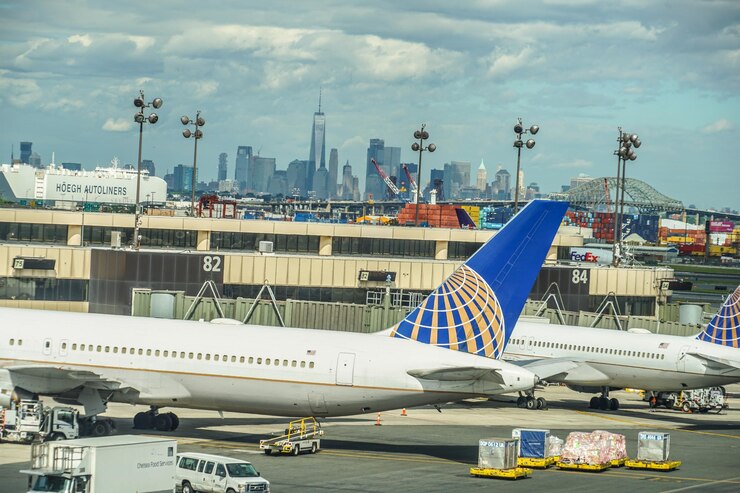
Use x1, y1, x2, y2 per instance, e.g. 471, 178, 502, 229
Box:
176, 452, 270, 493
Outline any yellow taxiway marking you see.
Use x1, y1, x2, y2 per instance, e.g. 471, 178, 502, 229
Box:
574, 410, 740, 440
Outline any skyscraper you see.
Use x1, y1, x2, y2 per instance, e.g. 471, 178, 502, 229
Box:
341, 160, 354, 200
307, 92, 326, 192
313, 164, 330, 199
287, 160, 308, 197
476, 160, 487, 191
365, 138, 385, 200
173, 164, 194, 193
248, 156, 276, 193
234, 146, 252, 191
443, 161, 471, 200
328, 148, 339, 199
494, 167, 511, 200
20, 142, 32, 165
218, 152, 228, 181
142, 159, 155, 177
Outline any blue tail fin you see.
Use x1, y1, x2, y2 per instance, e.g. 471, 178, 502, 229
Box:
389, 199, 568, 359
696, 286, 740, 348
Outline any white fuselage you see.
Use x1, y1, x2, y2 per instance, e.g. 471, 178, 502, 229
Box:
0, 308, 536, 417
504, 321, 740, 391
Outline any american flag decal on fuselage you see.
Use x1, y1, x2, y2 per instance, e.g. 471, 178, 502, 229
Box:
390, 265, 505, 359
696, 286, 740, 348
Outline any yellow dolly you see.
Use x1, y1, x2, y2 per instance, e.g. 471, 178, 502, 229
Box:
470, 467, 533, 480
625, 459, 681, 471
517, 456, 557, 468
610, 458, 627, 467
556, 461, 610, 472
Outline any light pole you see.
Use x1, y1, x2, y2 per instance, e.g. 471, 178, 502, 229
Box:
611, 127, 641, 266
410, 124, 436, 226
512, 118, 539, 213
181, 111, 205, 216
132, 91, 162, 250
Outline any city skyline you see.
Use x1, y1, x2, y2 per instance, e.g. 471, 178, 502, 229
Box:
1, 1, 738, 209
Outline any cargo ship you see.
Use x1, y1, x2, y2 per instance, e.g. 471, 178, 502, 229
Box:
0, 158, 166, 206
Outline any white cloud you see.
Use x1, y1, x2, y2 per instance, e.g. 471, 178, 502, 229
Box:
553, 159, 593, 169
68, 34, 92, 47
701, 118, 734, 133
485, 47, 541, 78
102, 118, 132, 132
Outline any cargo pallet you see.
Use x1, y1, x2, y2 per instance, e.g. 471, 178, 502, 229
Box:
470, 467, 533, 480
625, 459, 681, 471
518, 456, 557, 468
556, 461, 610, 472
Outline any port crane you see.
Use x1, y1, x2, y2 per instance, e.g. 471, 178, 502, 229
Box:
371, 158, 400, 199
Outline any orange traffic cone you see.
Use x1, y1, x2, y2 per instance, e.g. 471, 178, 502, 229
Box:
401, 408, 407, 417
375, 413, 382, 426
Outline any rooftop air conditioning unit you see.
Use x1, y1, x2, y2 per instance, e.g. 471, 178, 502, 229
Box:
111, 231, 122, 249
258, 241, 274, 254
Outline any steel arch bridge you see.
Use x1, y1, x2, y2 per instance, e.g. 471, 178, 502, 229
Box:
566, 177, 684, 214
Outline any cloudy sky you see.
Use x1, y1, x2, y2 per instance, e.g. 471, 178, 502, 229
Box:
1, 0, 738, 209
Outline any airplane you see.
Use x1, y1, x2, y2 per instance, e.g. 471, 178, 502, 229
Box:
501, 285, 740, 411
0, 200, 568, 435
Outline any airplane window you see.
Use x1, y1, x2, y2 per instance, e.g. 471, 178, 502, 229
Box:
113, 347, 118, 354
248, 357, 254, 364
216, 354, 221, 361
197, 353, 202, 360
283, 360, 288, 366
172, 351, 177, 358
163, 350, 168, 357
129, 347, 134, 354
88, 345, 93, 352
146, 349, 152, 356
274, 359, 280, 366
266, 358, 271, 365
257, 358, 263, 364
9, 339, 14, 345
239, 356, 245, 363
309, 362, 315, 369
180, 352, 185, 358
206, 354, 211, 361
62, 342, 67, 350
96, 345, 101, 352
661, 354, 665, 359
292, 360, 297, 367
232, 356, 237, 363
72, 343, 77, 350
80, 344, 85, 350
188, 352, 194, 359
104, 346, 109, 353
155, 350, 160, 357
300, 361, 306, 368
18, 339, 22, 346
138, 349, 143, 355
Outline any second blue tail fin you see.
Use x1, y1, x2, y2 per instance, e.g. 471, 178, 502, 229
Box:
389, 199, 568, 359
696, 286, 740, 348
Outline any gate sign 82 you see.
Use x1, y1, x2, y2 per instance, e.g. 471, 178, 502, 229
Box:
202, 255, 223, 273
571, 268, 589, 285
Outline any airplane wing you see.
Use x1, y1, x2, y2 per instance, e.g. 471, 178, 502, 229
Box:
408, 366, 505, 385
2, 365, 131, 393
686, 352, 740, 373
510, 358, 611, 385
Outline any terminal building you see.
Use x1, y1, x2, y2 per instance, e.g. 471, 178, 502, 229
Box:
0, 208, 673, 319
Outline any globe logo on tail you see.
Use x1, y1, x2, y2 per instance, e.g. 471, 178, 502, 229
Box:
390, 265, 506, 358
697, 286, 740, 348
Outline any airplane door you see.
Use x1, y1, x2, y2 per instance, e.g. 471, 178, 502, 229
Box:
336, 353, 356, 386
43, 338, 52, 356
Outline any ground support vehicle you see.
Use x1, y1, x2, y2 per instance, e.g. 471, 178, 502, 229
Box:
20, 435, 177, 493
646, 387, 727, 413
259, 417, 323, 456
0, 399, 115, 443
517, 456, 557, 468
469, 466, 532, 479
625, 459, 682, 471
556, 460, 610, 472
176, 452, 270, 493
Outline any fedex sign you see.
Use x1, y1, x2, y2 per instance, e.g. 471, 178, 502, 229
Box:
570, 247, 612, 265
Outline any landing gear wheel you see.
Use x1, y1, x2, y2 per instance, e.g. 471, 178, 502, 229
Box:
536, 397, 547, 410
182, 481, 194, 493
292, 445, 300, 456
517, 396, 527, 408
589, 396, 599, 409
598, 397, 610, 410
609, 398, 620, 411
154, 413, 173, 432
525, 397, 537, 410
168, 413, 180, 431
134, 411, 153, 429
91, 420, 111, 437
311, 442, 318, 454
